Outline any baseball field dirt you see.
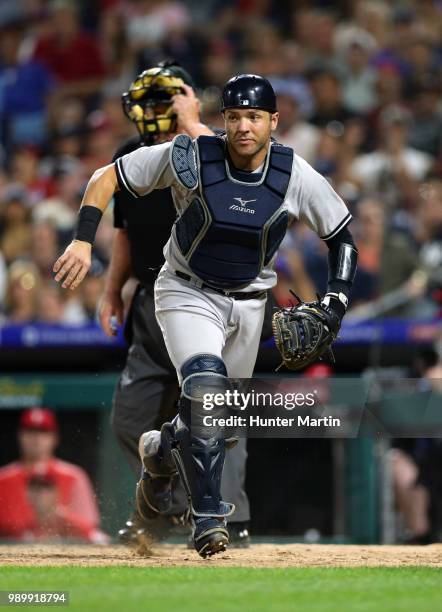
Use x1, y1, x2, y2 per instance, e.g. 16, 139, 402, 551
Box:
1, 543, 441, 567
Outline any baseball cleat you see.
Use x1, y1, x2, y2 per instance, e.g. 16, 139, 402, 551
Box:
136, 429, 177, 515
186, 520, 250, 550
193, 517, 229, 559
137, 469, 174, 515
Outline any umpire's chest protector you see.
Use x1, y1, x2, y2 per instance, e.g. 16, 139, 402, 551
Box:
174, 135, 293, 290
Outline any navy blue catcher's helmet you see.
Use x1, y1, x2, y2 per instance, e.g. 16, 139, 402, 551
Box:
221, 74, 277, 113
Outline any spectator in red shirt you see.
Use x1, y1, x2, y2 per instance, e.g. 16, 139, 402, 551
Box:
0, 407, 108, 543
33, 0, 105, 102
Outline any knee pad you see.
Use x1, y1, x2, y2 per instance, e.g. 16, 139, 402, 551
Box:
180, 354, 230, 426
181, 353, 227, 379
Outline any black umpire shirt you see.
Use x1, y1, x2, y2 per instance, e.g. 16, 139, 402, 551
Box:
113, 136, 177, 287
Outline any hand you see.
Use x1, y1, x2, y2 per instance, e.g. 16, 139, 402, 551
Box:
53, 240, 92, 290
172, 84, 201, 131
98, 290, 124, 337
28, 488, 58, 523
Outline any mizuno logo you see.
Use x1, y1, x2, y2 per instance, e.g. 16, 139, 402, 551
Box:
229, 196, 256, 215
233, 197, 257, 206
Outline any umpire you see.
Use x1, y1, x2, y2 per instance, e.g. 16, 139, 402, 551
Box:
98, 62, 251, 545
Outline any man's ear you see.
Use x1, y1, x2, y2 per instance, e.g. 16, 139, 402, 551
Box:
271, 112, 279, 131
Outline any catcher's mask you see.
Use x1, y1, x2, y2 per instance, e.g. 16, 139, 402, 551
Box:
122, 66, 186, 142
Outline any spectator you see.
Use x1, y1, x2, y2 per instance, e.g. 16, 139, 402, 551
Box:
412, 179, 442, 316
33, 0, 105, 103
31, 220, 60, 280
49, 96, 87, 138
309, 118, 365, 198
293, 9, 337, 71
4, 261, 40, 322
101, 95, 136, 145
8, 147, 55, 205
0, 407, 108, 543
350, 105, 434, 208
0, 249, 6, 309
402, 37, 440, 97
0, 0, 439, 324
272, 248, 317, 307
407, 79, 442, 159
335, 28, 378, 115
242, 22, 284, 76
0, 185, 32, 264
271, 44, 314, 117
100, 6, 135, 98
0, 21, 53, 150
352, 1, 390, 48
200, 88, 225, 130
81, 112, 119, 175
36, 281, 68, 323
308, 69, 355, 128
125, 0, 191, 53
273, 85, 320, 164
354, 198, 418, 313
80, 275, 105, 321
202, 42, 235, 89
371, 6, 418, 78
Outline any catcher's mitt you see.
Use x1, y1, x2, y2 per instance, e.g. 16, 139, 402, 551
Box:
272, 291, 341, 371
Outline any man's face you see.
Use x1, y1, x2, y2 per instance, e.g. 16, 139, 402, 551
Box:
223, 109, 278, 158
18, 430, 57, 463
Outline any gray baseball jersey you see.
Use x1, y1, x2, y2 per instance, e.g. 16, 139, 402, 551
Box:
115, 138, 351, 293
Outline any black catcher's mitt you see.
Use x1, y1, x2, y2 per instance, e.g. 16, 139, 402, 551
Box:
272, 292, 341, 371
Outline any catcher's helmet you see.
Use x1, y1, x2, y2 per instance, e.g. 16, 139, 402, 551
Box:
122, 61, 193, 142
221, 74, 277, 113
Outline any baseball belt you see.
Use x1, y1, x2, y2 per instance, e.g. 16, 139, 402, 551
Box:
174, 271, 266, 301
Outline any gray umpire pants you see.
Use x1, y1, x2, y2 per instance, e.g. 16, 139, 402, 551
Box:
110, 284, 250, 522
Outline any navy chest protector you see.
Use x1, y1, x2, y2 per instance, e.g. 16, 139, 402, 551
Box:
175, 135, 293, 290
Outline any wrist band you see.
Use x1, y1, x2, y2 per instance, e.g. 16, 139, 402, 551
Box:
74, 205, 103, 244
322, 292, 347, 320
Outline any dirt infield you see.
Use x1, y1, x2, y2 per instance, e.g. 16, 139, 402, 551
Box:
1, 543, 441, 568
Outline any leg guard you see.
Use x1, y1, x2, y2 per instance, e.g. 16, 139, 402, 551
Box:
172, 354, 235, 557
174, 354, 235, 517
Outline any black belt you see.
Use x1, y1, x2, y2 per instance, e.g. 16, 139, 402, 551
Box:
174, 271, 266, 301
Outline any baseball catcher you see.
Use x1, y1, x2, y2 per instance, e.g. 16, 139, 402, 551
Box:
53, 74, 358, 558
98, 61, 252, 547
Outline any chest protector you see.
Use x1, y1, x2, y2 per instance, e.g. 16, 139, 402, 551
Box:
175, 135, 293, 290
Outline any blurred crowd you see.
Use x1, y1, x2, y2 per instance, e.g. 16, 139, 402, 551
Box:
0, 0, 441, 324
